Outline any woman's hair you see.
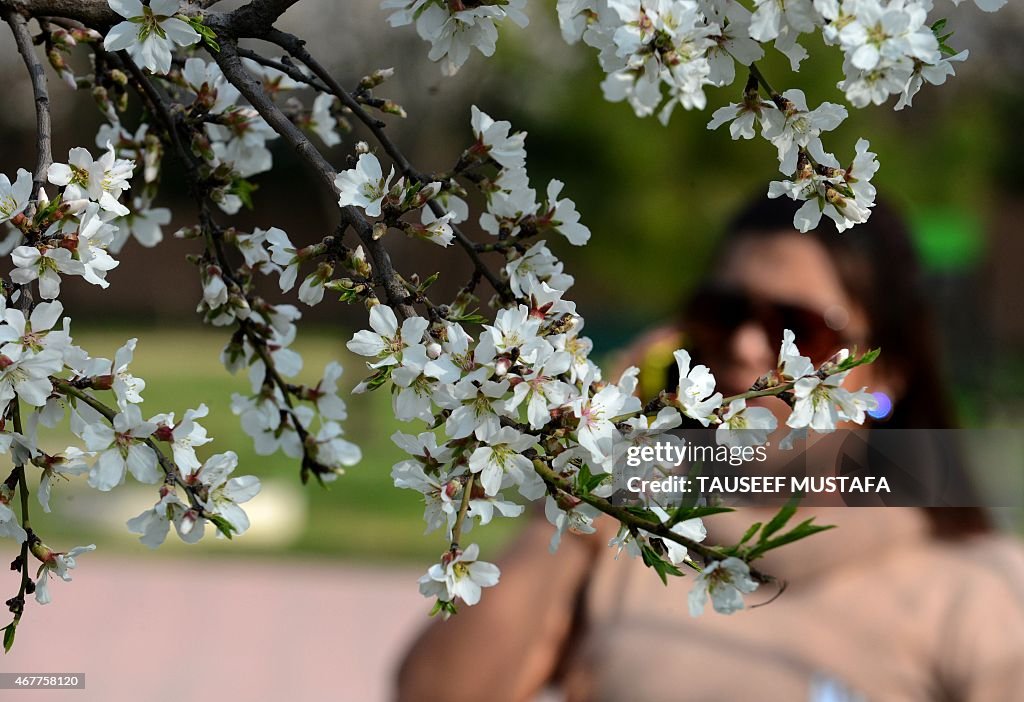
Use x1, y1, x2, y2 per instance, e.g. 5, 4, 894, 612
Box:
689, 196, 991, 537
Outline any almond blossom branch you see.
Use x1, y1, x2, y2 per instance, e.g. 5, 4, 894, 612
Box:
49, 378, 205, 510
264, 29, 514, 302
208, 35, 417, 319
529, 457, 774, 584
4, 402, 33, 650
746, 61, 779, 102
448, 472, 475, 551
114, 50, 340, 483
4, 9, 52, 195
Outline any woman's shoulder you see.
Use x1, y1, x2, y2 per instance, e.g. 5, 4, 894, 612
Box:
942, 531, 1024, 599
920, 532, 1024, 698
928, 531, 1024, 582
900, 531, 1024, 630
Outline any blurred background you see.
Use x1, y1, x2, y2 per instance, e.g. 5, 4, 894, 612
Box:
1, 1, 1023, 699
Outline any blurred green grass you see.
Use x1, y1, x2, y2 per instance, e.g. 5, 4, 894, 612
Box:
29, 326, 522, 563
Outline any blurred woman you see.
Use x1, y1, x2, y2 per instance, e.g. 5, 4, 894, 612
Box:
396, 197, 1024, 702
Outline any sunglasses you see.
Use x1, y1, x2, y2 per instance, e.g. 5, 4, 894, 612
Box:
684, 285, 853, 366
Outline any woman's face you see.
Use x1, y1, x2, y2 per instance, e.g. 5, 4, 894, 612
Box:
700, 231, 876, 428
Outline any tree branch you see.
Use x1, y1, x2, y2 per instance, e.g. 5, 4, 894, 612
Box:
0, 0, 116, 27
209, 36, 416, 318
0, 0, 299, 34
530, 457, 775, 584
4, 9, 52, 194
50, 378, 204, 512
218, 0, 301, 37
265, 29, 514, 301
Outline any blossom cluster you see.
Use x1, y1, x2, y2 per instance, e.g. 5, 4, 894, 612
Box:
382, 0, 529, 76
0, 0, 960, 645
325, 108, 880, 614
0, 151, 263, 611
383, 0, 1006, 231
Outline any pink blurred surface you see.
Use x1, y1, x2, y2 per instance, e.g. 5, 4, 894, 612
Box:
1, 557, 427, 701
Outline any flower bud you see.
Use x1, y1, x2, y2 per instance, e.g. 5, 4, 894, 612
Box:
381, 100, 407, 118
29, 539, 55, 564
554, 490, 581, 512
494, 356, 513, 376
178, 509, 200, 536
443, 480, 460, 500
90, 374, 114, 390
154, 425, 175, 442
62, 198, 89, 215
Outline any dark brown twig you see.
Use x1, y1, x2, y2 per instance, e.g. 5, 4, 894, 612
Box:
209, 36, 416, 318
4, 9, 52, 194
266, 29, 513, 301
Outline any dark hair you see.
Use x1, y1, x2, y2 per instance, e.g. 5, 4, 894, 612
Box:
688, 196, 991, 537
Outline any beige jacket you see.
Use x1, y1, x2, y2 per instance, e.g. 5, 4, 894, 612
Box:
558, 507, 1024, 702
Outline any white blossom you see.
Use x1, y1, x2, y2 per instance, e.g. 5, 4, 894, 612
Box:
335, 152, 394, 217
310, 93, 341, 147
126, 488, 187, 548
673, 349, 723, 426
545, 493, 600, 552
716, 398, 777, 447
386, 1, 529, 76
10, 245, 81, 299
417, 543, 501, 605
46, 143, 135, 216
110, 202, 171, 252
182, 57, 239, 114
83, 404, 160, 491
0, 483, 27, 543
787, 372, 859, 433
347, 304, 428, 370
34, 544, 96, 605
0, 168, 32, 224
470, 106, 527, 169
265, 227, 301, 291
468, 426, 541, 498
572, 370, 642, 462
186, 451, 261, 538
762, 89, 846, 176
103, 0, 199, 75
0, 345, 63, 407
688, 555, 759, 615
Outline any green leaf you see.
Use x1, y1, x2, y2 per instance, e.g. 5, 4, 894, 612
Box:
759, 497, 800, 543
230, 178, 258, 210
419, 272, 440, 292
931, 17, 948, 33
747, 519, 835, 560
669, 464, 703, 523
185, 16, 220, 52
738, 521, 762, 546
363, 366, 392, 392
625, 504, 661, 524
836, 347, 881, 372
673, 505, 734, 521
429, 598, 458, 618
208, 514, 236, 539
3, 623, 16, 653
448, 311, 488, 325
575, 463, 606, 495
640, 544, 683, 585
